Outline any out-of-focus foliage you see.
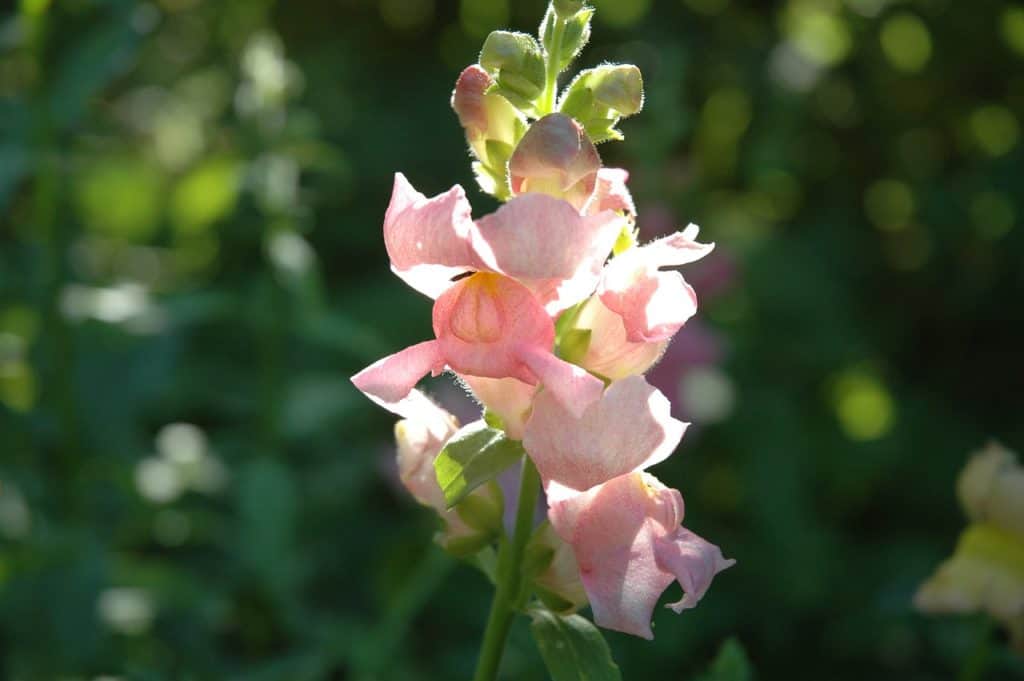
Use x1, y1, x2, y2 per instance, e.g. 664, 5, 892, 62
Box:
0, 0, 1022, 679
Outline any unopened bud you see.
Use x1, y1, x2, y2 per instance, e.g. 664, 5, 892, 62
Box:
452, 65, 527, 198
479, 31, 546, 112
508, 113, 600, 210
560, 64, 645, 143
553, 0, 585, 17
540, 5, 593, 72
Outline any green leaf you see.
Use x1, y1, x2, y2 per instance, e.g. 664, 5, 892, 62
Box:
434, 421, 524, 507
530, 609, 622, 681
697, 638, 755, 681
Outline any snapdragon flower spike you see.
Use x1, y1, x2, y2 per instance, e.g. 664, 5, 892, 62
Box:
352, 272, 604, 419
523, 375, 686, 502
548, 472, 735, 639
599, 224, 715, 343
382, 172, 622, 314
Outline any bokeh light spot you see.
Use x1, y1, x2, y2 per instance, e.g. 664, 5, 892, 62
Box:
380, 0, 435, 32
832, 370, 895, 441
592, 0, 651, 28
970, 192, 1015, 241
1002, 7, 1024, 56
171, 157, 241, 235
76, 158, 164, 242
0, 361, 36, 412
97, 588, 155, 636
459, 0, 508, 38
784, 5, 852, 67
864, 178, 914, 231
680, 366, 735, 424
969, 105, 1020, 157
880, 14, 932, 73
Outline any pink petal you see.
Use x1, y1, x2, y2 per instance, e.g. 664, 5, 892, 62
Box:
395, 395, 459, 508
655, 527, 736, 613
598, 226, 712, 342
515, 343, 605, 419
508, 113, 601, 211
548, 472, 731, 639
523, 376, 686, 500
451, 65, 493, 138
473, 194, 622, 313
433, 273, 554, 385
459, 375, 537, 439
584, 168, 636, 217
351, 340, 446, 416
383, 173, 481, 298
573, 295, 668, 380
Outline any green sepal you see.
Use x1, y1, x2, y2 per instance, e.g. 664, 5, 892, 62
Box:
434, 420, 525, 508
455, 480, 504, 535
530, 609, 622, 681
480, 31, 545, 110
483, 408, 506, 430
559, 64, 644, 143
557, 328, 592, 364
697, 638, 755, 681
540, 5, 593, 72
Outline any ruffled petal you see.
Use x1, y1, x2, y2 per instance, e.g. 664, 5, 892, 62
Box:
351, 340, 446, 416
383, 173, 480, 298
473, 194, 622, 313
655, 527, 736, 613
515, 343, 604, 419
573, 294, 668, 380
548, 473, 731, 639
584, 167, 636, 217
523, 376, 686, 500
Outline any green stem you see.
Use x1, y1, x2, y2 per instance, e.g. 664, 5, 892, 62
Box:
472, 457, 542, 681
541, 17, 566, 115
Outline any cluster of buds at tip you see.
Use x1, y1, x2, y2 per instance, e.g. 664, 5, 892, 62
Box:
352, 1, 732, 640
915, 442, 1024, 651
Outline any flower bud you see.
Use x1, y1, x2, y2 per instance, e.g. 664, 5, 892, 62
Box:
452, 65, 527, 200
956, 442, 1024, 539
508, 113, 600, 210
559, 64, 644, 143
540, 4, 593, 72
479, 31, 546, 113
552, 0, 586, 17
395, 401, 503, 556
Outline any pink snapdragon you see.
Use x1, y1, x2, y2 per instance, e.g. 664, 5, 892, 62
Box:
548, 472, 735, 639
523, 376, 733, 636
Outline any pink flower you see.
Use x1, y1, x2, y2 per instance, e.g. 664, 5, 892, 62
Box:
352, 273, 603, 419
548, 472, 734, 639
571, 294, 668, 381
523, 375, 686, 501
382, 173, 622, 313
599, 224, 714, 343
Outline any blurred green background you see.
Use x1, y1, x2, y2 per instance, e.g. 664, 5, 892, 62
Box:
2, 0, 1023, 678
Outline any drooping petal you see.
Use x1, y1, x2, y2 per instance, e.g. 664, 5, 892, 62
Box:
508, 113, 601, 211
383, 173, 481, 298
351, 340, 446, 416
598, 225, 713, 342
548, 472, 732, 639
459, 375, 537, 439
473, 193, 622, 313
584, 167, 636, 217
656, 527, 737, 613
523, 376, 686, 501
573, 294, 668, 380
515, 343, 604, 419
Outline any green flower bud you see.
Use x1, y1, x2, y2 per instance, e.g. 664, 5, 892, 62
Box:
479, 30, 546, 113
540, 5, 593, 72
559, 64, 644, 143
553, 0, 586, 17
